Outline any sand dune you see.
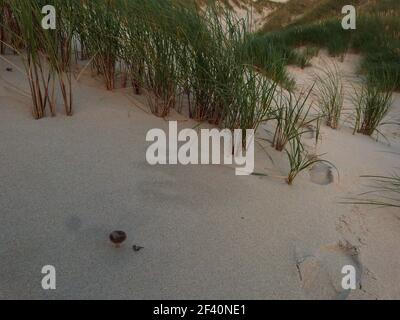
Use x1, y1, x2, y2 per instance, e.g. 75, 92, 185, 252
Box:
0, 50, 399, 299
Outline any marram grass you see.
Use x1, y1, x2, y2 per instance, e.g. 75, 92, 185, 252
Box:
348, 172, 400, 208
285, 136, 336, 186
1, 2, 324, 146
271, 86, 318, 152
0, 0, 342, 187
314, 62, 344, 129
352, 73, 394, 137
2, 0, 73, 118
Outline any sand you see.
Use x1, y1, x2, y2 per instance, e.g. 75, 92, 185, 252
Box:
227, 0, 274, 31
0, 51, 399, 300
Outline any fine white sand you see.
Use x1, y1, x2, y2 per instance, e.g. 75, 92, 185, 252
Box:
0, 52, 399, 300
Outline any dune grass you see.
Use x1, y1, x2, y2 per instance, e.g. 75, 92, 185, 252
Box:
285, 136, 335, 186
2, 0, 74, 118
252, 10, 400, 91
4, 0, 48, 118
271, 87, 318, 152
352, 72, 394, 137
350, 172, 400, 208
179, 4, 249, 123
1, 0, 280, 133
241, 33, 295, 90
77, 0, 124, 91
119, 0, 278, 131
3, 1, 70, 117
314, 62, 344, 129
222, 67, 277, 134
0, 0, 22, 55
261, 0, 400, 32
0, 0, 341, 186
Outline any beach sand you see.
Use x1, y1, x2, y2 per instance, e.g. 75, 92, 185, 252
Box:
0, 53, 399, 299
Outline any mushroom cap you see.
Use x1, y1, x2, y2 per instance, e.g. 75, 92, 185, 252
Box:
109, 231, 127, 244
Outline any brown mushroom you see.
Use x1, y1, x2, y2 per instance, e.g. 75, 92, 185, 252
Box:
109, 231, 127, 248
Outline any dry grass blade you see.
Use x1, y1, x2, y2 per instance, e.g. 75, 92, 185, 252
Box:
348, 173, 400, 208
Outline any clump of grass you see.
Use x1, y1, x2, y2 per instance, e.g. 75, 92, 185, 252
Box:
119, 0, 147, 95
4, 0, 74, 118
0, 0, 21, 55
254, 10, 400, 91
5, 0, 48, 118
0, 1, 9, 54
242, 34, 295, 90
285, 136, 336, 185
305, 46, 320, 58
119, 1, 255, 119
186, 4, 251, 123
271, 87, 317, 152
142, 0, 192, 117
294, 47, 319, 69
78, 0, 123, 90
223, 66, 278, 135
352, 73, 394, 137
49, 0, 74, 115
2, 0, 285, 126
296, 53, 311, 70
314, 62, 344, 129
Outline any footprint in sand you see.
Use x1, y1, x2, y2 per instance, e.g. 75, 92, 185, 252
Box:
295, 241, 362, 300
310, 162, 334, 185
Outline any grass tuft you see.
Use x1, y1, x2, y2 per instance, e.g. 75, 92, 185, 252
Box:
348, 172, 400, 208
271, 87, 318, 152
285, 136, 336, 186
352, 73, 394, 137
314, 62, 344, 129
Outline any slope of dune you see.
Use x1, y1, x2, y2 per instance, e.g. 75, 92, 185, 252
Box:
1, 46, 399, 299
261, 0, 400, 31
0, 0, 399, 300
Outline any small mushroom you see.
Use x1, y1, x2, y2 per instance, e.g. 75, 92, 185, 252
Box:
109, 231, 127, 248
